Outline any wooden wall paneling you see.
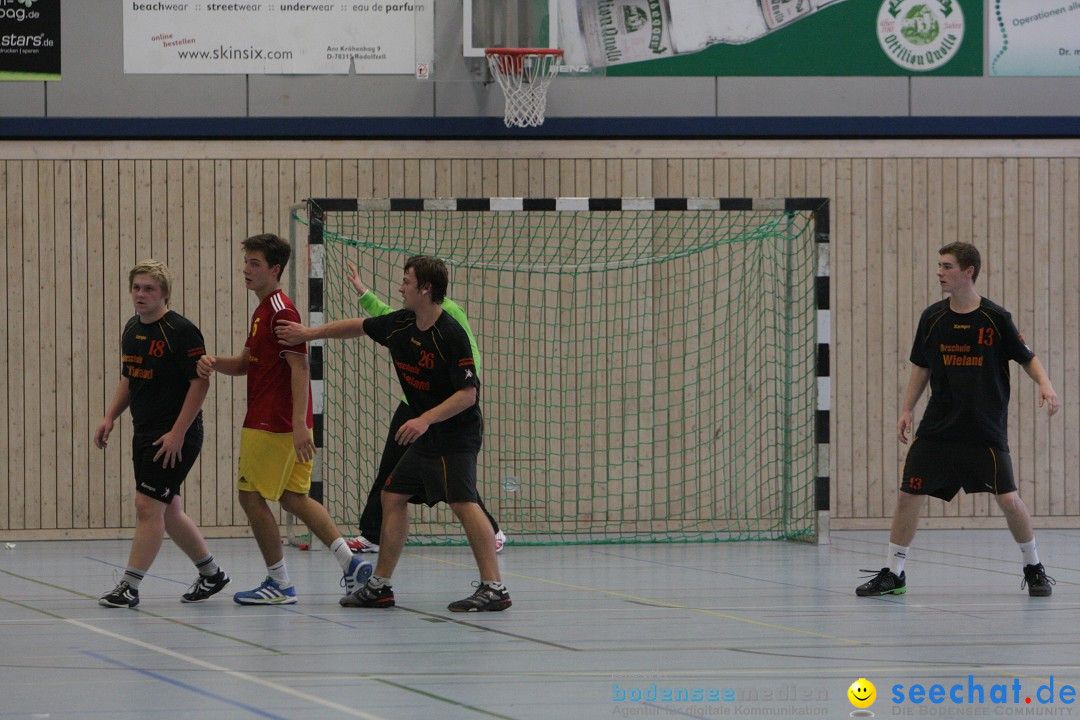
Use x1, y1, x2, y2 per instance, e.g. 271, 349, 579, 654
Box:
957, 158, 973, 242
177, 159, 202, 523
1044, 158, 1063, 519
3, 162, 20, 529
495, 158, 512, 196
132, 161, 149, 262
1029, 159, 1051, 517
970, 157, 992, 517
712, 159, 729, 198
759, 158, 775, 197
101, 160, 124, 528
54, 161, 74, 529
866, 157, 884, 520
1016, 159, 1037, 515
604, 158, 620, 197
573, 158, 589, 196
590, 158, 605, 197
850, 159, 869, 519
449, 159, 467, 197
635, 159, 651, 197
729, 159, 746, 197
619, 159, 636, 197
1002, 158, 1024, 516
85, 162, 106, 530
326, 158, 343, 199
214, 159, 239, 526
149, 160, 167, 261
38, 161, 57, 530
922, 157, 944, 518
832, 157, 852, 519
70, 162, 90, 530
889, 158, 913, 520
696, 159, 714, 198
479, 158, 497, 197
16, 162, 39, 530
743, 159, 760, 197
195, 160, 216, 528
1064, 158, 1080, 517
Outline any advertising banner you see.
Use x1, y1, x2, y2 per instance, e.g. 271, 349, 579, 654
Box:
0, 0, 60, 81
990, 0, 1080, 76
556, 0, 982, 77
124, 2, 433, 76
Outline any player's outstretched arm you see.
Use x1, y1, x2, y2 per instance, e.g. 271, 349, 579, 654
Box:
94, 377, 132, 449
1021, 357, 1060, 417
275, 317, 367, 345
198, 349, 250, 378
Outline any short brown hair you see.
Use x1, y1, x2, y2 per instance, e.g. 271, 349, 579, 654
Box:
129, 259, 172, 303
241, 233, 291, 281
939, 242, 981, 282
404, 255, 449, 304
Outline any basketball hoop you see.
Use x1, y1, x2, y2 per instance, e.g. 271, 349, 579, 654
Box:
485, 48, 563, 128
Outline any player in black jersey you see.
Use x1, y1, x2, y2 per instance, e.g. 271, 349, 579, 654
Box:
857, 243, 1060, 598
276, 255, 510, 612
95, 260, 229, 608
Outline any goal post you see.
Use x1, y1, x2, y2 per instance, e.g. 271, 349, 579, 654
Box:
304, 197, 830, 545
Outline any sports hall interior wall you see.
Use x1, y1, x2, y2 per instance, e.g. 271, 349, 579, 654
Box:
0, 139, 1077, 540
0, 2, 1078, 538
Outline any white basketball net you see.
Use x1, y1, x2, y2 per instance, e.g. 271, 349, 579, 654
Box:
486, 50, 562, 128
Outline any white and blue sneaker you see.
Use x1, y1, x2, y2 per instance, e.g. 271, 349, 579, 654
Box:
343, 556, 374, 595
233, 577, 298, 605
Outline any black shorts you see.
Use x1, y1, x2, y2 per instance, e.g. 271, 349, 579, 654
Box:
384, 446, 479, 507
131, 428, 202, 504
901, 436, 1016, 501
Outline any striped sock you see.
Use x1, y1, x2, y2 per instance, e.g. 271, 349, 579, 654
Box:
194, 554, 220, 577
122, 567, 146, 590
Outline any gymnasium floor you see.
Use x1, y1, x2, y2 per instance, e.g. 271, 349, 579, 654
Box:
2, 529, 1078, 719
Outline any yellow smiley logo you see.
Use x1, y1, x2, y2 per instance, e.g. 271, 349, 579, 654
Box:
848, 678, 876, 709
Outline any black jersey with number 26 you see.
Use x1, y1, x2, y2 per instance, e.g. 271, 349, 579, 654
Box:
910, 297, 1034, 452
121, 311, 206, 436
363, 308, 482, 453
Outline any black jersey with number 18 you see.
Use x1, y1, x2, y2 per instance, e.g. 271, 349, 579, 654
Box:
910, 297, 1035, 452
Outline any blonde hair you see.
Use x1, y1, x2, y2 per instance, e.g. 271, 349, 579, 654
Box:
128, 259, 172, 303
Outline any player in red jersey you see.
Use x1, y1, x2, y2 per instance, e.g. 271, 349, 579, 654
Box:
198, 234, 371, 605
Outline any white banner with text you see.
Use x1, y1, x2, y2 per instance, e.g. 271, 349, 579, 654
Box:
124, 1, 433, 76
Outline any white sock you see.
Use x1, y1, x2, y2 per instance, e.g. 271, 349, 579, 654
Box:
483, 580, 506, 591
887, 543, 909, 575
369, 575, 391, 588
267, 560, 291, 588
330, 537, 354, 571
1019, 540, 1040, 566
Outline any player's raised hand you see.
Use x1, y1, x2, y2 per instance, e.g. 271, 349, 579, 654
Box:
197, 354, 216, 379
346, 261, 368, 295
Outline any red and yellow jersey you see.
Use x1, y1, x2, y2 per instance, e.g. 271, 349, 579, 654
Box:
243, 289, 313, 433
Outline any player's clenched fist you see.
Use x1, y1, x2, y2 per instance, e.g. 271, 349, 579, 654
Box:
197, 354, 216, 379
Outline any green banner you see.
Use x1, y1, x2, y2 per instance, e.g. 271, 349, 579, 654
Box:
555, 0, 983, 77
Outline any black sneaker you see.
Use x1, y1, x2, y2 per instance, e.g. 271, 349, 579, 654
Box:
855, 568, 907, 597
340, 580, 395, 608
181, 570, 231, 603
1022, 563, 1055, 597
100, 581, 140, 608
447, 582, 512, 612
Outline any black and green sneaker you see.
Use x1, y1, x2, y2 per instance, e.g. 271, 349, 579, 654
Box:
855, 568, 907, 597
1022, 563, 1055, 597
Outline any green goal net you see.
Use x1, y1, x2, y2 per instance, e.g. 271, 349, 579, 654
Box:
310, 199, 819, 545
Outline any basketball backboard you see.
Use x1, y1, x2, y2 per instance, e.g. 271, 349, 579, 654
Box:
463, 0, 559, 57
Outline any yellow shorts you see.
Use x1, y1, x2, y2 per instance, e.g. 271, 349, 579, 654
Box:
237, 428, 312, 500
